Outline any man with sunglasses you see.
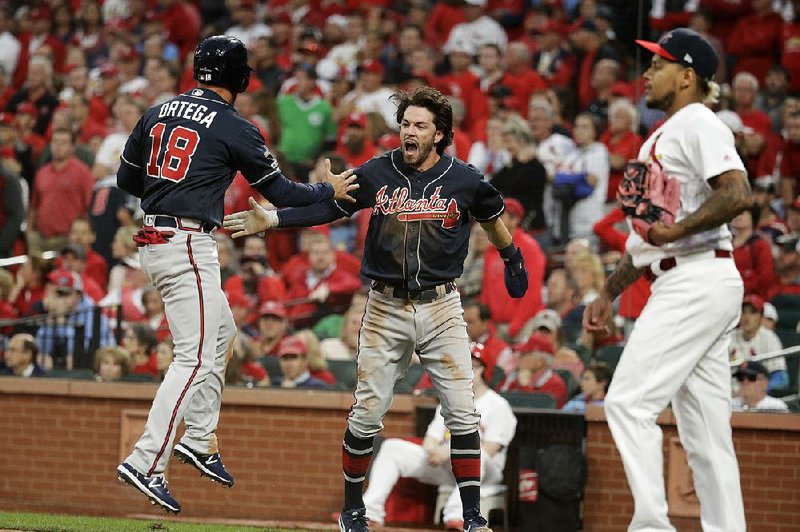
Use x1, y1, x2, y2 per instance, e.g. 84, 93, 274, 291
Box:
731, 360, 789, 412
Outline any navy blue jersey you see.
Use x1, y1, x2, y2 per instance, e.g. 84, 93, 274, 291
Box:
335, 150, 504, 290
117, 87, 332, 226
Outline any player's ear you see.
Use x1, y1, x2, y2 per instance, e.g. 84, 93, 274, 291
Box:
679, 67, 694, 91
434, 129, 444, 144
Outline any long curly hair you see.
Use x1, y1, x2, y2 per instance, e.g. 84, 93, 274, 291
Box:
391, 86, 454, 154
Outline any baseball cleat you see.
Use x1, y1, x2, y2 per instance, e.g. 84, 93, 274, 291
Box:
462, 507, 492, 532
116, 462, 181, 514
173, 442, 234, 487
338, 507, 370, 532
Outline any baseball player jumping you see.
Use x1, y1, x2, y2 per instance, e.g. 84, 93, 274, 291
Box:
224, 86, 529, 532
584, 29, 751, 531
114, 35, 357, 513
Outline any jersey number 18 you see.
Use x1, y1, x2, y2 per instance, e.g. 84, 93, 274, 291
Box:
146, 123, 200, 182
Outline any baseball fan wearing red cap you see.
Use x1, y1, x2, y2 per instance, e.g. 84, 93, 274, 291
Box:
584, 27, 751, 532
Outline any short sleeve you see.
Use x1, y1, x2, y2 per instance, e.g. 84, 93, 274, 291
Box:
120, 117, 145, 170
230, 123, 282, 186
332, 158, 376, 217
470, 178, 505, 222
685, 114, 746, 182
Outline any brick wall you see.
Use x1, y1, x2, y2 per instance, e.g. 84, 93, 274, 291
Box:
583, 406, 800, 532
0, 378, 433, 521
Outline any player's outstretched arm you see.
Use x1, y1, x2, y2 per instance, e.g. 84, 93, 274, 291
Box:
480, 217, 528, 298
223, 197, 347, 238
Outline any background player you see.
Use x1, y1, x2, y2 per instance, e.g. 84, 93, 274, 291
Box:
114, 35, 357, 513
584, 29, 751, 532
224, 86, 529, 532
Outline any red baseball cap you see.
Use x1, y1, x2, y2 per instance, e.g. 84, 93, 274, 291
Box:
227, 292, 250, 309
99, 63, 120, 78
278, 336, 308, 357
359, 59, 384, 77
346, 112, 367, 128
0, 113, 15, 127
120, 47, 140, 62
48, 269, 83, 292
515, 335, 555, 356
742, 294, 764, 314
504, 198, 525, 219
16, 102, 36, 116
259, 300, 287, 319
29, 7, 52, 22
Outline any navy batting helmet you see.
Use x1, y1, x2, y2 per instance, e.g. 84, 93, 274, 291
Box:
193, 35, 251, 93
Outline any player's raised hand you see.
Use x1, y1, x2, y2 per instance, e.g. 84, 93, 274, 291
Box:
583, 293, 611, 334
222, 197, 278, 238
324, 158, 359, 203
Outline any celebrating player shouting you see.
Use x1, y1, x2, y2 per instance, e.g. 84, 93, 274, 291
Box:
114, 35, 357, 513
584, 29, 751, 532
225, 86, 529, 532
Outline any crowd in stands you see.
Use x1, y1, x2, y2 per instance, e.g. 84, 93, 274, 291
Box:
0, 0, 799, 414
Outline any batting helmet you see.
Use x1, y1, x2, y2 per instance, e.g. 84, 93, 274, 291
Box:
193, 35, 251, 94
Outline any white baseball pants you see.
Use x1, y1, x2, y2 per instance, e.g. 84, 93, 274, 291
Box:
604, 255, 746, 532
126, 228, 236, 477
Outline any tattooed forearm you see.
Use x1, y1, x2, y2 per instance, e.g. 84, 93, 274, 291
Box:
606, 252, 642, 300
674, 170, 751, 239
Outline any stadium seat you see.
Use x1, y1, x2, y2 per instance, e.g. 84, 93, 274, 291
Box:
499, 391, 556, 409
770, 294, 800, 310
595, 345, 625, 371
327, 359, 358, 390
554, 368, 578, 396
45, 369, 95, 380
564, 343, 592, 366
488, 366, 505, 391
122, 373, 157, 382
776, 308, 800, 331
394, 363, 426, 394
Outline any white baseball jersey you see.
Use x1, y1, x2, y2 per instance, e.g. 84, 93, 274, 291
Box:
561, 141, 610, 239
537, 132, 576, 180
731, 395, 789, 412
626, 103, 746, 268
729, 326, 787, 373
425, 388, 517, 472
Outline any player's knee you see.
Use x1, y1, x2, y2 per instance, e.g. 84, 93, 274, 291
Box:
442, 408, 480, 435
347, 417, 382, 439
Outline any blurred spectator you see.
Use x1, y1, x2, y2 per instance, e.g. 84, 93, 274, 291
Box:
160, 0, 201, 61
491, 115, 547, 231
27, 129, 94, 253
501, 42, 546, 117
363, 342, 516, 528
8, 57, 60, 136
94, 346, 131, 382
731, 205, 778, 300
731, 361, 789, 412
425, 0, 466, 48
562, 362, 613, 413
230, 334, 270, 387
385, 24, 424, 85
727, 0, 783, 84
445, 97, 474, 162
277, 64, 336, 178
320, 306, 362, 361
763, 302, 779, 331
0, 162, 24, 258
36, 269, 114, 369
0, 8, 20, 78
687, 10, 728, 79
457, 224, 489, 300
437, 39, 478, 104
12, 8, 66, 91
729, 295, 789, 392
3, 105, 39, 184
545, 268, 585, 344
273, 335, 330, 389
500, 335, 567, 407
444, 0, 507, 56
88, 64, 121, 130
553, 113, 609, 243
295, 328, 336, 386
339, 59, 397, 132
757, 64, 790, 133
532, 20, 575, 89
529, 95, 575, 182
225, 0, 271, 49
570, 251, 605, 305
336, 112, 377, 169
782, 0, 800, 93
65, 217, 108, 289
570, 20, 620, 112
0, 267, 17, 329
732, 72, 772, 172
214, 233, 238, 286
601, 99, 643, 203
141, 286, 170, 341
481, 199, 546, 342
155, 338, 174, 382
779, 111, 800, 205
585, 58, 621, 122
9, 254, 48, 317
223, 235, 286, 308
1, 333, 46, 377
58, 244, 105, 303
283, 233, 361, 328
257, 300, 290, 357
124, 322, 159, 379
102, 226, 150, 322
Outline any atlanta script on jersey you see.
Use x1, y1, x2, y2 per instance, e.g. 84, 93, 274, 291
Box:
335, 150, 505, 290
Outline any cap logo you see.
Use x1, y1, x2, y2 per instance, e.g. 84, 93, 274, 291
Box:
683, 53, 693, 64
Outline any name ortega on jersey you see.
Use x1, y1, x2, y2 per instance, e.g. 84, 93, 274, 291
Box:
374, 185, 460, 228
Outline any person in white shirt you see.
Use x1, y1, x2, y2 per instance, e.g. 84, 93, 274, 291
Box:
0, 8, 21, 78
584, 29, 751, 532
731, 360, 789, 412
224, 0, 272, 49
729, 294, 789, 392
339, 60, 397, 131
362, 343, 517, 529
444, 0, 508, 56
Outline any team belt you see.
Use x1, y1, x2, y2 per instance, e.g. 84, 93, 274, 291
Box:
144, 214, 215, 233
644, 249, 732, 282
371, 281, 456, 303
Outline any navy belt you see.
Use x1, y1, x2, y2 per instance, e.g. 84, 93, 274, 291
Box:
144, 215, 215, 233
371, 281, 456, 303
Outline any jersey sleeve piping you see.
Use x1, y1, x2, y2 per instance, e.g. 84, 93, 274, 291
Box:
120, 153, 141, 169
473, 203, 505, 222
251, 167, 281, 186
332, 199, 354, 217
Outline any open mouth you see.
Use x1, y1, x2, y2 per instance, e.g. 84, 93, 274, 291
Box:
403, 140, 418, 158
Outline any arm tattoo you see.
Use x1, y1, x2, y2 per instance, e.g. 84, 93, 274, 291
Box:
675, 171, 751, 238
606, 252, 642, 301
